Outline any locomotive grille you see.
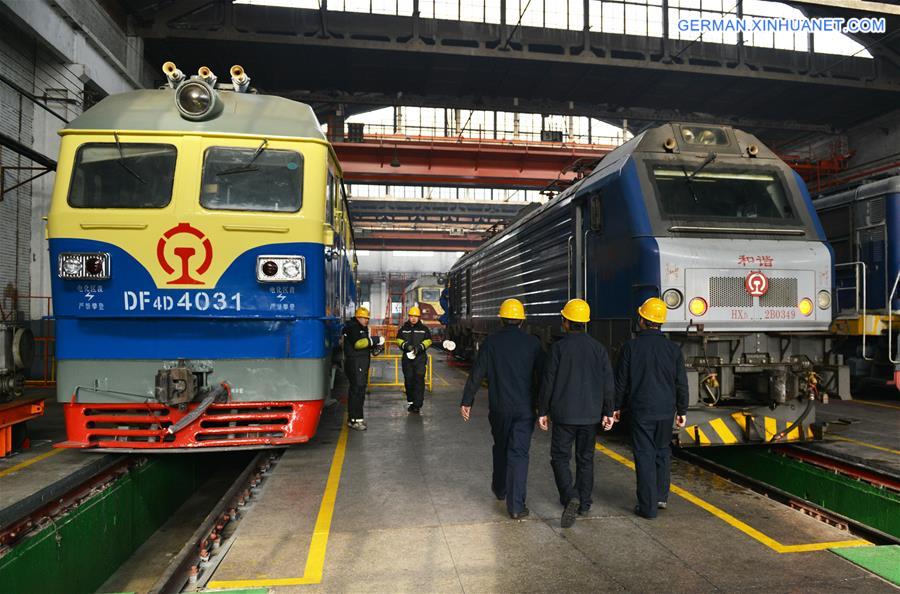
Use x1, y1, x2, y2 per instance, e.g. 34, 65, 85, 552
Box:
709, 277, 752, 307
759, 277, 798, 308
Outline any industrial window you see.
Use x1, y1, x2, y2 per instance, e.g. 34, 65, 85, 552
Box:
651, 166, 796, 222
200, 146, 303, 212
421, 288, 442, 302
68, 143, 177, 208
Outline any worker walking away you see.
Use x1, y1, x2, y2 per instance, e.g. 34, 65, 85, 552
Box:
461, 298, 543, 520
612, 297, 688, 518
342, 307, 385, 431
537, 299, 615, 528
396, 305, 433, 414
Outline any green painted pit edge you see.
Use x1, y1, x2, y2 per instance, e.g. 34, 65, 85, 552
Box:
0, 455, 205, 594
695, 446, 900, 539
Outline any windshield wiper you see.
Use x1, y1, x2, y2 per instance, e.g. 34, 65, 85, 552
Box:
217, 139, 269, 176
688, 151, 717, 178
679, 151, 718, 203
113, 131, 146, 185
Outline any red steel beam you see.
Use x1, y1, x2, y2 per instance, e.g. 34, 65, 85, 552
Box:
334, 134, 614, 189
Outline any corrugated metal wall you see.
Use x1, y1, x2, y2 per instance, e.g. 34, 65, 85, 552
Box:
0, 22, 35, 321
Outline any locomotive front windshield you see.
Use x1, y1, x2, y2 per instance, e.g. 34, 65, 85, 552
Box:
68, 143, 177, 208
200, 146, 303, 212
651, 166, 797, 223
420, 288, 441, 302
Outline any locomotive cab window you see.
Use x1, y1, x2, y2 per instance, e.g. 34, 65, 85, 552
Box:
200, 146, 302, 212
421, 288, 441, 302
68, 143, 177, 208
650, 166, 796, 223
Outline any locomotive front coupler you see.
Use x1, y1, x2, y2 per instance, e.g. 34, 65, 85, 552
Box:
155, 359, 214, 407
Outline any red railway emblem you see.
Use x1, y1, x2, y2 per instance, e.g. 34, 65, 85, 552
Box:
745, 271, 769, 297
156, 222, 213, 285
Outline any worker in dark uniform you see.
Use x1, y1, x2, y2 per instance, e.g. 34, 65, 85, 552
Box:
342, 306, 385, 431
396, 305, 433, 414
612, 297, 689, 518
537, 299, 615, 528
461, 298, 543, 520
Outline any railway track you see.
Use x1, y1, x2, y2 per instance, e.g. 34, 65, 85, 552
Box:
0, 449, 281, 593
676, 443, 900, 546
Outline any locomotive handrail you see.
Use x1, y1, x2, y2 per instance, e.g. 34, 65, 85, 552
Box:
567, 235, 573, 300
834, 261, 870, 361
887, 271, 900, 364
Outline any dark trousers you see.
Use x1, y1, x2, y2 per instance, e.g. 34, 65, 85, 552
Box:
550, 422, 598, 507
630, 417, 673, 518
401, 357, 427, 407
489, 411, 535, 515
345, 357, 370, 420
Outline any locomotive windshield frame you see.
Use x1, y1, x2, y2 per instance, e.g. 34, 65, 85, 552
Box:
634, 156, 820, 240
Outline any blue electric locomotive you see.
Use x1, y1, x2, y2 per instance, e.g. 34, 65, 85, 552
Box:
448, 123, 849, 446
815, 175, 900, 392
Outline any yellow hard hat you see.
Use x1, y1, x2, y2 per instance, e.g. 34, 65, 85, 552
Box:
354, 306, 370, 318
408, 306, 421, 317
498, 298, 526, 320
637, 297, 667, 324
561, 299, 590, 323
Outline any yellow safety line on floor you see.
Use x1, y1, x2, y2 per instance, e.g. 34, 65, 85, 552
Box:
0, 446, 64, 478
431, 371, 451, 387
852, 400, 900, 411
830, 435, 900, 456
594, 442, 871, 554
207, 421, 350, 589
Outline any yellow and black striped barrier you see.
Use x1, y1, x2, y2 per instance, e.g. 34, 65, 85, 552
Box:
680, 411, 817, 446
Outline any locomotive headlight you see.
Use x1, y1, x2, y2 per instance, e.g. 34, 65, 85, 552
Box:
256, 255, 305, 283
688, 297, 708, 317
282, 260, 302, 279
662, 289, 683, 309
58, 252, 110, 280
817, 290, 831, 310
175, 80, 218, 121
799, 298, 814, 316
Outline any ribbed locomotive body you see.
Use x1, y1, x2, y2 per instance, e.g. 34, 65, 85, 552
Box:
49, 68, 356, 450
448, 123, 848, 446
815, 175, 900, 391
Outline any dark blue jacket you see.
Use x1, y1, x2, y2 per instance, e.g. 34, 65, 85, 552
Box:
614, 329, 689, 420
537, 332, 614, 425
461, 325, 543, 416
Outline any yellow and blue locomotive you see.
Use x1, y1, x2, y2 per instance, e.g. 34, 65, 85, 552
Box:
48, 63, 357, 450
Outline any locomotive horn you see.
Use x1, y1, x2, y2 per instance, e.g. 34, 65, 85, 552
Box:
162, 61, 184, 88
197, 66, 218, 87
230, 65, 251, 93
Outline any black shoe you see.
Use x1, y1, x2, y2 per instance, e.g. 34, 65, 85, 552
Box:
634, 505, 656, 519
509, 506, 530, 520
492, 489, 506, 501
407, 403, 415, 412
411, 405, 421, 414
577, 504, 591, 516
561, 499, 580, 528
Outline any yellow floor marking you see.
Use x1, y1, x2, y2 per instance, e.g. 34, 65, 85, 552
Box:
0, 446, 64, 478
431, 370, 451, 387
830, 435, 900, 456
207, 421, 350, 588
708, 418, 738, 444
594, 442, 870, 554
852, 400, 900, 411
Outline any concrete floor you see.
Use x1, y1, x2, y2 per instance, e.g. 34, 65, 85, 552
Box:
207, 356, 895, 593
812, 399, 900, 477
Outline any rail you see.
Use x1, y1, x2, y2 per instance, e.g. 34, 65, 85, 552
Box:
888, 271, 900, 364
368, 353, 433, 392
834, 261, 869, 360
